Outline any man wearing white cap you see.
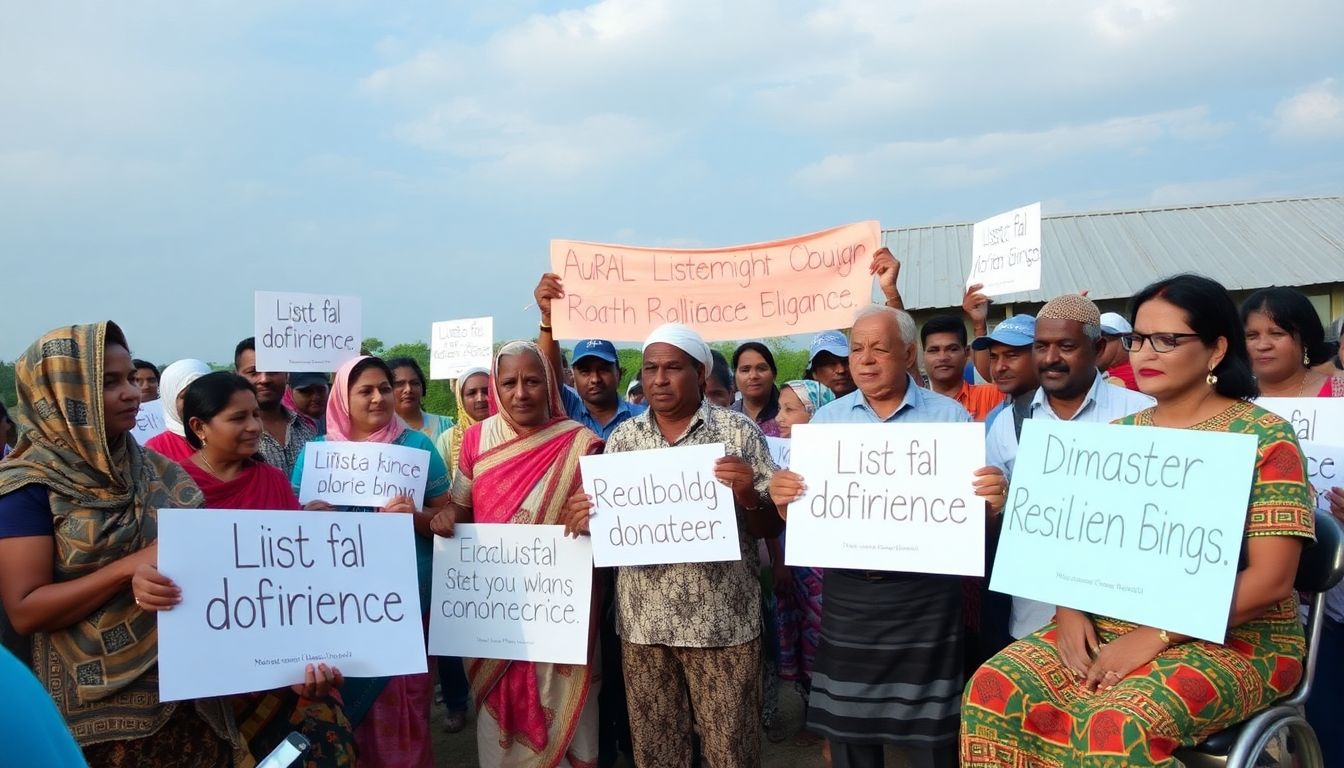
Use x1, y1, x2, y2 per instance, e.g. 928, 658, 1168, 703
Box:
1097, 311, 1139, 390
565, 323, 784, 767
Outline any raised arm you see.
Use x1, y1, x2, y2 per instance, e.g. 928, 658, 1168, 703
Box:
535, 272, 566, 379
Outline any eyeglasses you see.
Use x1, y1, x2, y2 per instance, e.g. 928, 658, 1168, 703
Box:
1119, 332, 1202, 353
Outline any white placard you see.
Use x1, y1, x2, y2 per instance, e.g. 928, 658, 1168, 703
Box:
785, 423, 986, 575
1303, 440, 1344, 512
430, 317, 494, 381
967, 202, 1042, 298
428, 524, 593, 664
156, 508, 427, 702
299, 441, 430, 508
766, 436, 791, 469
130, 399, 166, 444
580, 443, 741, 567
254, 290, 362, 372
1256, 398, 1344, 444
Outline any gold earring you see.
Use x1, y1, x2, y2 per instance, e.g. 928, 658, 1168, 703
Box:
1206, 370, 1218, 386
1304, 352, 1311, 366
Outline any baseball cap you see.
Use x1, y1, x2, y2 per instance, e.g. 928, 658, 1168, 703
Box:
970, 314, 1037, 351
290, 372, 330, 390
571, 339, 619, 365
808, 331, 849, 364
1099, 312, 1132, 336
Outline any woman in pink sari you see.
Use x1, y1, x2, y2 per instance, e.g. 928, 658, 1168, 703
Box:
430, 341, 603, 767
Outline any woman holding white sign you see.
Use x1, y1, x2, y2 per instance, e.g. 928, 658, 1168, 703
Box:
291, 355, 451, 768
429, 340, 604, 767
0, 322, 246, 765
133, 371, 357, 767
963, 275, 1317, 767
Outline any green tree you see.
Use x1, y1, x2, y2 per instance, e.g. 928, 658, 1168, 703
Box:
382, 341, 459, 417
0, 359, 15, 408
361, 337, 385, 356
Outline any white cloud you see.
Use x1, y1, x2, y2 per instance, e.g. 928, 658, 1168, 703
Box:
1272, 78, 1344, 141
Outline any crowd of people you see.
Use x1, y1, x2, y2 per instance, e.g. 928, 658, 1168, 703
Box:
0, 249, 1342, 768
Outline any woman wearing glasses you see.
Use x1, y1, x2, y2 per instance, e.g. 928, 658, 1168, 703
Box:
962, 274, 1315, 767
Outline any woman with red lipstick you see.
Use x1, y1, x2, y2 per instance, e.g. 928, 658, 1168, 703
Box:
291, 355, 451, 768
730, 342, 782, 437
1241, 287, 1344, 398
964, 274, 1316, 767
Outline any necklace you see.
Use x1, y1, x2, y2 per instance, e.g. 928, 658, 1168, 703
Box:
199, 455, 224, 478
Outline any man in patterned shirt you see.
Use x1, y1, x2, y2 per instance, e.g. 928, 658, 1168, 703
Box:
565, 322, 784, 768
232, 337, 316, 477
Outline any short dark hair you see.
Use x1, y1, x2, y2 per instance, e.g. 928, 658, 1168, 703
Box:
182, 372, 256, 449
131, 359, 159, 377
348, 357, 395, 394
920, 315, 968, 347
234, 337, 256, 369
731, 342, 777, 375
1130, 274, 1257, 399
1240, 287, 1333, 366
386, 357, 428, 391
709, 350, 733, 392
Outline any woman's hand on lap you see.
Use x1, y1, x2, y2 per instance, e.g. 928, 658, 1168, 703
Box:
1054, 607, 1100, 680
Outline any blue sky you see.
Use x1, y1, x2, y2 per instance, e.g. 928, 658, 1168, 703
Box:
3, 0, 1342, 363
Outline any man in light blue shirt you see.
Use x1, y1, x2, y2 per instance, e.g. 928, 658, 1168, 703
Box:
986, 294, 1153, 640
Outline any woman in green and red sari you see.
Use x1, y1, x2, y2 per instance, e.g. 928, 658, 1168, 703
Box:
962, 274, 1316, 767
430, 341, 603, 767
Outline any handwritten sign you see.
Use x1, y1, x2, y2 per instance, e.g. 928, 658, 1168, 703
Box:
580, 443, 740, 566
254, 290, 362, 372
1303, 440, 1344, 512
428, 524, 592, 664
298, 441, 430, 508
785, 423, 986, 575
130, 399, 166, 444
156, 508, 427, 701
1256, 398, 1344, 444
549, 221, 880, 342
990, 420, 1256, 643
967, 202, 1041, 298
766, 436, 791, 469
430, 317, 494, 381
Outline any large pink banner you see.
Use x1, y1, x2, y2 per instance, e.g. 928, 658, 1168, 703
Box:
549, 220, 880, 342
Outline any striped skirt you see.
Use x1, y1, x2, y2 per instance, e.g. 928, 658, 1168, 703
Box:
808, 570, 964, 747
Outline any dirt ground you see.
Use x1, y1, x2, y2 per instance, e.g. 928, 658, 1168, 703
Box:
428, 684, 841, 767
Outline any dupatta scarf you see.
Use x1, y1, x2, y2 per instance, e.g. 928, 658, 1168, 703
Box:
0, 323, 241, 755
450, 342, 602, 767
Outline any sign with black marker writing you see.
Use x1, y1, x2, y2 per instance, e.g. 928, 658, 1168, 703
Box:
766, 436, 791, 469
428, 524, 593, 664
430, 317, 494, 381
130, 399, 166, 445
990, 419, 1256, 643
1303, 440, 1344, 512
299, 441, 430, 509
580, 443, 741, 567
967, 202, 1041, 297
1256, 398, 1344, 444
785, 423, 986, 575
156, 508, 427, 701
254, 290, 362, 372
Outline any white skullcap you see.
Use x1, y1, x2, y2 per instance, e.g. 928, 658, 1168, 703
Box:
160, 359, 213, 436
642, 323, 713, 371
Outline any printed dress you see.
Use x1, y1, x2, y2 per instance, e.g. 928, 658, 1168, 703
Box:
961, 402, 1316, 767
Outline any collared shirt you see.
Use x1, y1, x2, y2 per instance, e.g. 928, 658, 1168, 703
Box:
258, 405, 317, 478
952, 379, 1007, 422
812, 375, 972, 426
561, 387, 646, 441
986, 373, 1153, 638
607, 400, 775, 648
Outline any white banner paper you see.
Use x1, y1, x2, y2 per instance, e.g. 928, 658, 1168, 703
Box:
254, 290, 362, 372
156, 508, 427, 701
1303, 440, 1344, 512
1256, 398, 1344, 444
766, 436, 791, 469
967, 202, 1042, 297
580, 443, 741, 567
430, 317, 494, 381
785, 423, 986, 575
131, 399, 167, 445
299, 441, 430, 508
428, 524, 593, 664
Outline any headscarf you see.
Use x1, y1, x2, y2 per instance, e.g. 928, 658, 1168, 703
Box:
643, 322, 713, 371
159, 358, 212, 437
784, 379, 836, 416
440, 367, 489, 471
490, 342, 566, 430
325, 355, 407, 444
0, 323, 239, 750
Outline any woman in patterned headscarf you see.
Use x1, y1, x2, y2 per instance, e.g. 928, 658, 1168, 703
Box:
0, 322, 247, 767
769, 380, 835, 746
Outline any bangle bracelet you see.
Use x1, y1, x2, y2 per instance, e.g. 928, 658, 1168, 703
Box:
1158, 628, 1172, 646
539, 322, 553, 333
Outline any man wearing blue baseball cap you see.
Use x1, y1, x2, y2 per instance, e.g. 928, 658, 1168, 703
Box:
806, 330, 856, 397
970, 314, 1039, 436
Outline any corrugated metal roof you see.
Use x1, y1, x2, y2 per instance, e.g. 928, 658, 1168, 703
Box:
883, 196, 1344, 311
